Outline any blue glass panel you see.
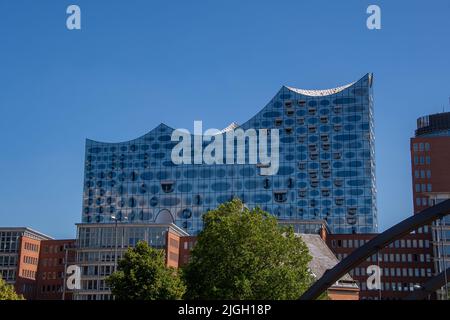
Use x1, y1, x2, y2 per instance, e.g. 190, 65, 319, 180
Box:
333, 97, 356, 104
277, 166, 295, 175
178, 183, 193, 192
263, 111, 282, 118
211, 182, 231, 192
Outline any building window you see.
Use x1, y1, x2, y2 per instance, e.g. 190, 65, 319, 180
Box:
334, 179, 343, 187
161, 182, 174, 193
425, 143, 430, 151
413, 143, 418, 152
274, 191, 287, 203
320, 117, 328, 124
422, 198, 427, 206
333, 152, 342, 160
298, 162, 306, 170
419, 143, 424, 151
418, 239, 423, 248
425, 156, 431, 164
334, 106, 342, 114
404, 239, 410, 248
331, 240, 336, 248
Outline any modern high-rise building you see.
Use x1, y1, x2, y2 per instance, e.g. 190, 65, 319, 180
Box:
80, 73, 377, 235
410, 111, 450, 299
74, 74, 378, 300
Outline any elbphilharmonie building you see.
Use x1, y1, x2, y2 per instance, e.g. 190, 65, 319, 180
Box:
80, 73, 377, 235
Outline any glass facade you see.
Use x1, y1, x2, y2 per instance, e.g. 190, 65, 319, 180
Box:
74, 223, 188, 300
0, 230, 21, 283
80, 73, 377, 235
77, 225, 168, 250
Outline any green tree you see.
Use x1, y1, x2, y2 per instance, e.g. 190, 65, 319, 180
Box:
106, 241, 185, 300
0, 277, 24, 300
183, 199, 314, 299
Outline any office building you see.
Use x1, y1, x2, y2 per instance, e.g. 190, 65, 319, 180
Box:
411, 111, 450, 299
327, 227, 435, 300
35, 239, 76, 300
0, 227, 53, 299
73, 222, 188, 300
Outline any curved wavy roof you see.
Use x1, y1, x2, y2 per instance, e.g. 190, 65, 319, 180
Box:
86, 74, 371, 144
285, 81, 356, 97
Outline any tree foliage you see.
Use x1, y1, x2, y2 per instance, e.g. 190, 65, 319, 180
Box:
0, 277, 24, 300
106, 241, 185, 300
183, 199, 314, 299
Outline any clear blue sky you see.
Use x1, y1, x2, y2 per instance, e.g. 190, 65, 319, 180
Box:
0, 0, 449, 239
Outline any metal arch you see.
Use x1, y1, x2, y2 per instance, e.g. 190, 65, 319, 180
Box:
404, 267, 450, 300
299, 199, 450, 300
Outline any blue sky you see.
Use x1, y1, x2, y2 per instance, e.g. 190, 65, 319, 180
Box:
0, 0, 449, 238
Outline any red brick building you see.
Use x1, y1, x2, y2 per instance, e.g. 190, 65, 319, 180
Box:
410, 123, 450, 213
0, 227, 53, 299
178, 236, 197, 267
410, 112, 450, 299
327, 227, 435, 300
35, 239, 76, 300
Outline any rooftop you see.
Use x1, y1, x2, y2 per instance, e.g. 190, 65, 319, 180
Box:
298, 233, 358, 288
416, 111, 450, 137
0, 227, 53, 240
286, 81, 356, 97
75, 222, 190, 237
